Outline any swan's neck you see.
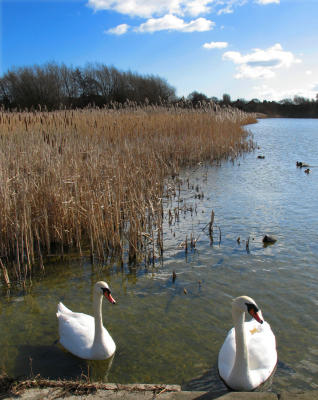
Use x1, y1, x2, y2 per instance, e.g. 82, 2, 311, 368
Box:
91, 291, 115, 359
93, 292, 104, 343
229, 309, 251, 389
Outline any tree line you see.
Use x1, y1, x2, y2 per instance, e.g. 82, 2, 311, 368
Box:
186, 91, 318, 118
0, 63, 176, 110
1, 63, 317, 117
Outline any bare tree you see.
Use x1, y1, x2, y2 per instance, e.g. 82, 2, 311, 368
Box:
0, 62, 176, 109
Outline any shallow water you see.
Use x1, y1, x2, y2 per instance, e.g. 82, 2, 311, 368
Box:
0, 118, 318, 394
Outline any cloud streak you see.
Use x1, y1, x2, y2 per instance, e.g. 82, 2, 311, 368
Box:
223, 43, 301, 79
135, 15, 214, 33
106, 24, 130, 35
256, 0, 279, 4
203, 41, 228, 49
88, 0, 279, 18
107, 15, 214, 34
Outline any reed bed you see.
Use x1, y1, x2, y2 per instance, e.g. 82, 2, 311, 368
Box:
0, 105, 256, 284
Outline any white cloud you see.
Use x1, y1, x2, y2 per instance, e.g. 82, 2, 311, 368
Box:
306, 70, 312, 75
256, 0, 279, 4
217, 5, 234, 15
203, 41, 228, 49
136, 14, 214, 33
223, 43, 301, 79
217, 0, 248, 15
252, 83, 317, 101
106, 24, 130, 35
88, 0, 279, 18
183, 0, 212, 16
88, 0, 180, 18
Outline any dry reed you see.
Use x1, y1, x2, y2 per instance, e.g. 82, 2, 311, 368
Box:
0, 104, 256, 284
0, 372, 180, 396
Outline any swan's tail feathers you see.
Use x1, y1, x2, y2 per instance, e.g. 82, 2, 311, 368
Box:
57, 302, 73, 317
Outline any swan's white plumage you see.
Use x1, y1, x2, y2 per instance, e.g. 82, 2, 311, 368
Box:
56, 282, 116, 360
218, 296, 277, 391
57, 302, 96, 359
218, 319, 276, 389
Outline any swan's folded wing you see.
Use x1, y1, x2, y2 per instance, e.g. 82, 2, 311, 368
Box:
57, 307, 95, 358
246, 320, 277, 382
57, 302, 93, 330
218, 327, 235, 381
57, 302, 72, 315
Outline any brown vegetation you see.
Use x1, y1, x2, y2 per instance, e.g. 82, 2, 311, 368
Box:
0, 372, 180, 396
0, 105, 256, 284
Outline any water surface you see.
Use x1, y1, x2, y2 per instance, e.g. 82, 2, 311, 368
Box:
0, 118, 317, 394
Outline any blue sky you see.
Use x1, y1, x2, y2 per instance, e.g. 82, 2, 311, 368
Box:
1, 0, 317, 101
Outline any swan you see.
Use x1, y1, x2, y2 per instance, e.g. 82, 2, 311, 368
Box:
56, 281, 116, 360
218, 296, 277, 391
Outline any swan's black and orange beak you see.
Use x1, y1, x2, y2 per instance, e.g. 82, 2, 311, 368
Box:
246, 303, 263, 324
249, 308, 263, 324
103, 288, 116, 304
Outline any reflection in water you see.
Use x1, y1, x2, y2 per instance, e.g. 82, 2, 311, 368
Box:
183, 364, 228, 398
87, 355, 115, 382
13, 343, 88, 380
0, 118, 318, 391
12, 341, 115, 382
183, 363, 286, 396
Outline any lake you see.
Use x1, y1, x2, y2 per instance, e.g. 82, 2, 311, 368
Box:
0, 118, 317, 394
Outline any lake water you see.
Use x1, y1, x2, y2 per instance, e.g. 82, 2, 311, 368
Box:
0, 118, 317, 394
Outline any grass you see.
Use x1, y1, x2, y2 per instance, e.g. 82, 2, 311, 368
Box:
0, 104, 256, 285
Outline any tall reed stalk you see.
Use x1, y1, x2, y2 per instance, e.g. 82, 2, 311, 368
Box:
0, 104, 256, 284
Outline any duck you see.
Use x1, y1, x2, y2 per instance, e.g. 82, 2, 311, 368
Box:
56, 281, 116, 360
262, 235, 277, 244
296, 161, 310, 168
218, 296, 277, 391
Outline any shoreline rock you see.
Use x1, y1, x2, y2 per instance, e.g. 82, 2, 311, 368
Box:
1, 379, 318, 400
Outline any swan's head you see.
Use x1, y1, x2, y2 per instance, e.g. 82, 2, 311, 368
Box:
232, 296, 263, 324
94, 281, 116, 304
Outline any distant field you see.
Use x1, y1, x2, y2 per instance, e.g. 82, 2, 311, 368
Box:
0, 105, 256, 284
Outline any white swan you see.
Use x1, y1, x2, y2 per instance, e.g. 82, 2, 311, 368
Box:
56, 281, 116, 360
218, 296, 277, 391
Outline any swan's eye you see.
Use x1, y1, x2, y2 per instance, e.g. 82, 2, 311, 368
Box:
245, 303, 259, 313
102, 288, 111, 295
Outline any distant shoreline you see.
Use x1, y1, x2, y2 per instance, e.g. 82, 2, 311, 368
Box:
254, 113, 318, 119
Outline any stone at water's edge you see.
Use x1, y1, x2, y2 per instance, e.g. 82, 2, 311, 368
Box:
3, 388, 203, 400
3, 388, 318, 400
279, 392, 318, 400
217, 393, 277, 400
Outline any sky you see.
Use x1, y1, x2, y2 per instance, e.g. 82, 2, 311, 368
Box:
1, 0, 318, 101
